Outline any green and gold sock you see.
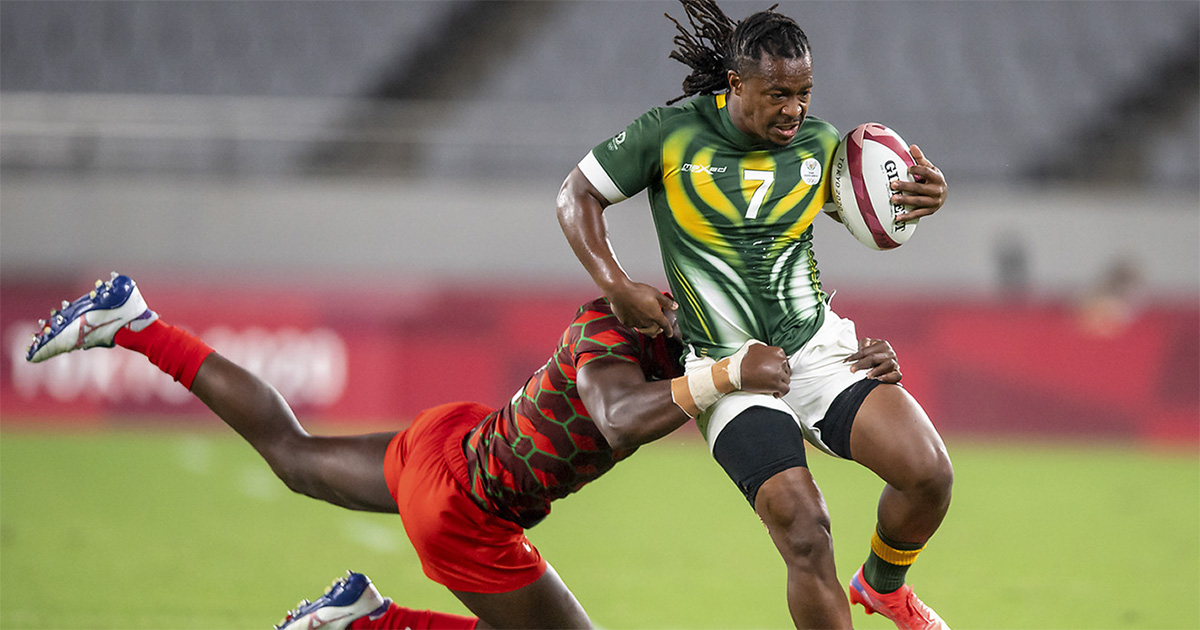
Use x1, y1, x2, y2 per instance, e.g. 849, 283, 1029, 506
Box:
863, 527, 925, 594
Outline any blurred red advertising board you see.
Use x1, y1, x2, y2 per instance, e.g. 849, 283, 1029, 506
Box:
1, 275, 594, 428
2, 275, 1196, 443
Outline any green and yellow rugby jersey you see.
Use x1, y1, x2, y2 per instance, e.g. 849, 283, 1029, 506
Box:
580, 94, 840, 358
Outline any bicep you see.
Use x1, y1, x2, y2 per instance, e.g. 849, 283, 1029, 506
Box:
576, 355, 646, 428
578, 352, 692, 450
559, 167, 610, 210
557, 167, 614, 237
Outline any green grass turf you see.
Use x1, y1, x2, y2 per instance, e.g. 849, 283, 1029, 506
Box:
1, 428, 1197, 629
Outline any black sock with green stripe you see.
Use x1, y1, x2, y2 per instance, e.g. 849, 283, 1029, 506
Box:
863, 527, 926, 594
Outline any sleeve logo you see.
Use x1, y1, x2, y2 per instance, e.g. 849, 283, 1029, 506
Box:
607, 131, 627, 152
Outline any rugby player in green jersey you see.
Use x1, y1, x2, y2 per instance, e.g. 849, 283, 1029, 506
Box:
558, 2, 952, 629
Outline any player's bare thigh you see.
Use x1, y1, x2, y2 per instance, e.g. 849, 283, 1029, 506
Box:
848, 383, 951, 490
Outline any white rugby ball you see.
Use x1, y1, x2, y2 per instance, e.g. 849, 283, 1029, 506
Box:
830, 123, 918, 250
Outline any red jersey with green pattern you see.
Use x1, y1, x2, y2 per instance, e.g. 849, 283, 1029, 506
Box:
462, 298, 684, 529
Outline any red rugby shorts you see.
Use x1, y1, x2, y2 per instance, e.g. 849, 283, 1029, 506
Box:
385, 401, 547, 593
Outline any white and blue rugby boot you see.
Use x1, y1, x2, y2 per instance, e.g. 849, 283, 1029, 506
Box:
275, 571, 391, 630
26, 272, 158, 363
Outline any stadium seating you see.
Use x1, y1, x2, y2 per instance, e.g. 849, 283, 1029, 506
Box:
1, 0, 1196, 185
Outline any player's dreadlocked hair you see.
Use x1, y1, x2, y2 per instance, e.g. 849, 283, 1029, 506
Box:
665, 0, 811, 105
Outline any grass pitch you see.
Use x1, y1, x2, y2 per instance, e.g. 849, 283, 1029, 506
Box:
1, 428, 1197, 629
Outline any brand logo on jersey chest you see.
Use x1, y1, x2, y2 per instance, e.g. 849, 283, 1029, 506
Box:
682, 163, 728, 175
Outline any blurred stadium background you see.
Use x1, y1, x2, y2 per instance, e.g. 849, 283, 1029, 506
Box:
1, 1, 1197, 628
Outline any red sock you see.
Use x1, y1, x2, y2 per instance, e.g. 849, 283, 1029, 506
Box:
114, 320, 214, 390
348, 602, 478, 630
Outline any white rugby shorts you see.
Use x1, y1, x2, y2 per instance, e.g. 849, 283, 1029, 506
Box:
688, 305, 867, 458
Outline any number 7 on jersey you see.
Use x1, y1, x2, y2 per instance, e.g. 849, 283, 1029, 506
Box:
743, 169, 775, 219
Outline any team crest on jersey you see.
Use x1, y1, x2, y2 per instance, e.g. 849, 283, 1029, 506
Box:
607, 131, 626, 152
801, 158, 822, 185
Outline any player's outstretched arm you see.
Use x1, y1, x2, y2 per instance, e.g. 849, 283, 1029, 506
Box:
557, 167, 676, 337
577, 342, 791, 451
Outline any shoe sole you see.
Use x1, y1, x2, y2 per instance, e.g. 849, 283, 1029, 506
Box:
27, 275, 148, 363
849, 574, 879, 615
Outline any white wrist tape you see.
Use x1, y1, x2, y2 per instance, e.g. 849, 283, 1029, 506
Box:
724, 339, 762, 390
671, 340, 764, 418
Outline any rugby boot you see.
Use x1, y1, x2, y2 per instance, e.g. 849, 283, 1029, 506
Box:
849, 565, 949, 630
275, 571, 391, 630
26, 272, 157, 363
